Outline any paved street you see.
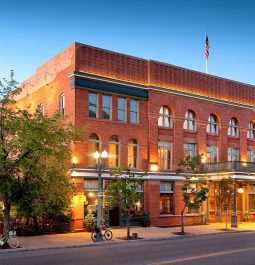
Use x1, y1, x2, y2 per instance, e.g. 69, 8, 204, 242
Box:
1, 232, 255, 265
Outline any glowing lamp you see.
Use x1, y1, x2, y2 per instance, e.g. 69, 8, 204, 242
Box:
238, 187, 244, 194
201, 154, 207, 164
150, 163, 159, 172
72, 156, 78, 165
94, 151, 100, 159
101, 150, 108, 158
88, 192, 94, 197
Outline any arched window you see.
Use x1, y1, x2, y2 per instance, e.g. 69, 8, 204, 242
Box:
128, 139, 138, 168
59, 94, 65, 117
87, 134, 100, 167
207, 114, 218, 134
158, 106, 172, 128
228, 118, 239, 137
183, 110, 196, 131
108, 136, 120, 168
247, 121, 255, 139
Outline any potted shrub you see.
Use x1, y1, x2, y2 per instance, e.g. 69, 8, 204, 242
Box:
140, 210, 150, 227
84, 213, 96, 232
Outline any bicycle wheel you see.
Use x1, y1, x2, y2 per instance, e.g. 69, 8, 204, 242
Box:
91, 232, 99, 242
104, 230, 113, 241
7, 237, 19, 248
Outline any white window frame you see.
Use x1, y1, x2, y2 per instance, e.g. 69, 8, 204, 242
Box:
158, 106, 173, 128
183, 110, 197, 131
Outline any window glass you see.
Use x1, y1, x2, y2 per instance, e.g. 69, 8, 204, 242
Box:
59, 94, 65, 117
118, 98, 126, 122
160, 194, 174, 214
108, 136, 119, 168
207, 115, 218, 134
206, 146, 218, 163
158, 106, 172, 127
183, 110, 196, 131
247, 122, 255, 139
158, 141, 172, 170
227, 147, 239, 161
102, 95, 111, 120
89, 93, 97, 118
87, 134, 100, 166
228, 118, 239, 137
247, 150, 255, 162
130, 99, 138, 124
183, 143, 197, 158
128, 139, 138, 168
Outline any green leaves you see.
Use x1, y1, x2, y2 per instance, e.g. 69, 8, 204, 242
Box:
106, 167, 142, 215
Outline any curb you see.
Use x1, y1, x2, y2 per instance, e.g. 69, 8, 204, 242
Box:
0, 229, 254, 254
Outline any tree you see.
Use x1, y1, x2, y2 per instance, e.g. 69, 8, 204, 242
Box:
178, 155, 209, 234
0, 72, 77, 234
215, 178, 234, 230
106, 167, 142, 239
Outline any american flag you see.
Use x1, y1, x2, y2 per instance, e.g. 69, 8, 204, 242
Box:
205, 33, 210, 59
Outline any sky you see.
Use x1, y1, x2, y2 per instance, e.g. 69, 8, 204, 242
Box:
1, 0, 255, 85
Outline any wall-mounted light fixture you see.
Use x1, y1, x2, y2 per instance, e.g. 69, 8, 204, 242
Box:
149, 162, 159, 172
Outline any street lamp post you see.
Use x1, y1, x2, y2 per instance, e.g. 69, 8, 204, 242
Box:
231, 179, 238, 228
94, 150, 107, 240
201, 154, 207, 225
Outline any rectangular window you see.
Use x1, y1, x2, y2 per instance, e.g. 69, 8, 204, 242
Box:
130, 99, 138, 124
88, 93, 98, 118
228, 147, 239, 161
160, 182, 174, 215
158, 141, 172, 170
102, 95, 111, 120
249, 185, 255, 212
183, 143, 197, 158
206, 146, 218, 163
247, 150, 255, 162
84, 179, 98, 191
118, 98, 126, 122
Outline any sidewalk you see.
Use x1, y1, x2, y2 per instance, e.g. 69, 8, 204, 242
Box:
1, 222, 255, 254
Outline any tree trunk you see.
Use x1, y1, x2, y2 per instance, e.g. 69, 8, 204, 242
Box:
33, 216, 39, 233
181, 210, 185, 234
226, 208, 228, 230
126, 214, 131, 239
3, 201, 11, 235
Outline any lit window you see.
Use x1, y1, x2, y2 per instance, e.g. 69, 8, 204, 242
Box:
228, 118, 239, 137
207, 114, 218, 134
130, 99, 138, 124
228, 147, 239, 161
160, 182, 174, 215
248, 185, 255, 212
128, 139, 138, 169
184, 143, 197, 158
108, 136, 120, 168
206, 146, 218, 163
183, 110, 196, 131
88, 93, 98, 118
247, 150, 255, 162
158, 141, 172, 170
158, 106, 172, 128
118, 98, 126, 122
87, 134, 100, 167
59, 94, 65, 117
102, 95, 111, 120
247, 122, 255, 139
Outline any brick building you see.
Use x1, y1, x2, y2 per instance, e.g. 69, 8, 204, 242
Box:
16, 42, 255, 230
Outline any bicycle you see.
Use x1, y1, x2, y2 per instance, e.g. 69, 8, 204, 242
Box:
91, 224, 113, 242
0, 230, 19, 248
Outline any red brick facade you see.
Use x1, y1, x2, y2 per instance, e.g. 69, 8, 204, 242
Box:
15, 43, 255, 230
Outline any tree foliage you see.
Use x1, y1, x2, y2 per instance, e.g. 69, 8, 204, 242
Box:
177, 154, 209, 234
106, 167, 142, 238
0, 72, 77, 234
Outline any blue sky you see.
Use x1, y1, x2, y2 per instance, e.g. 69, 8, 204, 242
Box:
1, 0, 255, 85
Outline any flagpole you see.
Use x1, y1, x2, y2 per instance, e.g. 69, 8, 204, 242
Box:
205, 32, 208, 74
